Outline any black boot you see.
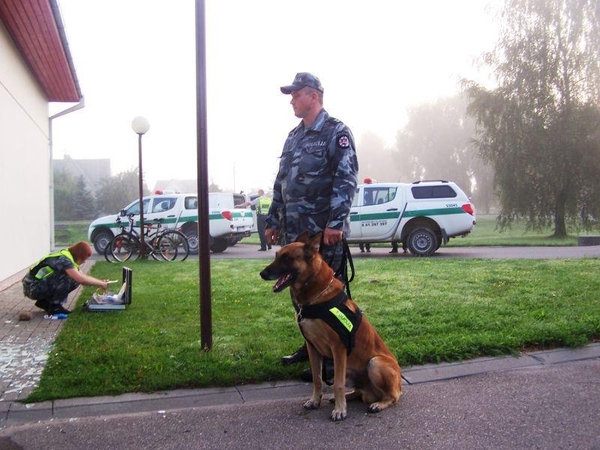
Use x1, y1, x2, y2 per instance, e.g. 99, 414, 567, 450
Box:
300, 358, 334, 383
49, 303, 71, 315
282, 343, 309, 365
35, 300, 50, 312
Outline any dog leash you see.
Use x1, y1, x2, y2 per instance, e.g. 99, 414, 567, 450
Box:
334, 237, 355, 299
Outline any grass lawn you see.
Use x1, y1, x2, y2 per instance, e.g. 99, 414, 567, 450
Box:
55, 221, 89, 246
28, 257, 600, 402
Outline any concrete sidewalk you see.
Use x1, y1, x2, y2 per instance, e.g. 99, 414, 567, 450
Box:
0, 261, 93, 404
1, 261, 599, 440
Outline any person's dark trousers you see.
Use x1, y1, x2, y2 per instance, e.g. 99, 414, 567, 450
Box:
256, 214, 270, 250
29, 273, 78, 313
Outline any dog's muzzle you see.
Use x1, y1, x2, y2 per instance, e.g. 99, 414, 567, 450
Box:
260, 267, 295, 293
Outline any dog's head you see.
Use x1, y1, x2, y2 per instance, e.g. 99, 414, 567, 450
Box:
260, 231, 322, 293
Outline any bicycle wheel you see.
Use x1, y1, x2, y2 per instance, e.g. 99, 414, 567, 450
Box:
109, 234, 141, 262
148, 235, 166, 261
158, 230, 190, 261
104, 238, 118, 262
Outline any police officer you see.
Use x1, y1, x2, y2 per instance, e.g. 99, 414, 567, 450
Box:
265, 72, 358, 366
237, 189, 273, 251
22, 241, 109, 315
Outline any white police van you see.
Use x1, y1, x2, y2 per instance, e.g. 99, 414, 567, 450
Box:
88, 192, 254, 254
348, 180, 476, 256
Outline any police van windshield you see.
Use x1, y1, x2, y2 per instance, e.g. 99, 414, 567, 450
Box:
124, 198, 150, 215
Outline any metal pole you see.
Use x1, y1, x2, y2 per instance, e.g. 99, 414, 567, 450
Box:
196, 0, 212, 350
138, 134, 145, 257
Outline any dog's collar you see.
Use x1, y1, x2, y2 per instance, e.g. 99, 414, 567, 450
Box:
311, 275, 335, 303
300, 259, 323, 292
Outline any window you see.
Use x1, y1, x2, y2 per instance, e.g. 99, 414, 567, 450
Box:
152, 197, 176, 213
125, 198, 150, 215
411, 186, 457, 199
364, 187, 397, 205
185, 196, 198, 210
234, 194, 246, 206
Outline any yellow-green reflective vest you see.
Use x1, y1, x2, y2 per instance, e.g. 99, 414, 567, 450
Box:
257, 196, 272, 215
30, 249, 78, 279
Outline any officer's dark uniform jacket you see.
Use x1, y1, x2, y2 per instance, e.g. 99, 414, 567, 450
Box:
22, 249, 79, 303
266, 108, 358, 247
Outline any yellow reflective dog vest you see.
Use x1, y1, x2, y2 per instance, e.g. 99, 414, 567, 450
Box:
297, 291, 363, 354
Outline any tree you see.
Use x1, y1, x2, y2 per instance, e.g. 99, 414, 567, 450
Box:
54, 169, 77, 220
209, 181, 222, 192
356, 132, 400, 183
95, 168, 148, 215
393, 95, 494, 205
463, 0, 600, 236
72, 175, 96, 220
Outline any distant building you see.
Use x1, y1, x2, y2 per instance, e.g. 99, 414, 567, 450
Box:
54, 155, 111, 193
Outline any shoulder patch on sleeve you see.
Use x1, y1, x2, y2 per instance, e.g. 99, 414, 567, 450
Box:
337, 134, 350, 148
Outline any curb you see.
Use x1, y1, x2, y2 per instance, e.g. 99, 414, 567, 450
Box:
2, 343, 599, 429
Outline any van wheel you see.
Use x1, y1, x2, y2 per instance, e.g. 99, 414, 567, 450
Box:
210, 238, 228, 253
93, 231, 113, 254
407, 227, 438, 257
184, 229, 199, 254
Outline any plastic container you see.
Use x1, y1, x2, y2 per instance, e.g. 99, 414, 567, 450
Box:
44, 313, 68, 320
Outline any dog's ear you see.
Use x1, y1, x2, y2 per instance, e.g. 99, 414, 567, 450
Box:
295, 231, 311, 243
307, 233, 322, 254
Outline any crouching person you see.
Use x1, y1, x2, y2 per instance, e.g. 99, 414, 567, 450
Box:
22, 241, 108, 315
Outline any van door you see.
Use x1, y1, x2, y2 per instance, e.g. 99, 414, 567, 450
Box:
349, 187, 362, 238
144, 196, 179, 229
357, 186, 401, 240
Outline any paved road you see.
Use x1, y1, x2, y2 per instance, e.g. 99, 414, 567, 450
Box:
1, 356, 599, 449
91, 243, 600, 261
209, 243, 600, 260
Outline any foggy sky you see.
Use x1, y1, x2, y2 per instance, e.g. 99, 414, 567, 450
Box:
51, 0, 502, 194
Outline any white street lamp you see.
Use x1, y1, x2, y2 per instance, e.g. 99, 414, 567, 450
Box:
132, 116, 150, 257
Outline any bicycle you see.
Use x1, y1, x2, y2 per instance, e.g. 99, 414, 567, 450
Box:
104, 214, 190, 262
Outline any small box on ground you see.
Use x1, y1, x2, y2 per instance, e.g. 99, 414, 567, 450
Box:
85, 267, 132, 311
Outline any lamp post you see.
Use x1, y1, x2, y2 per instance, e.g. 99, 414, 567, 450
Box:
131, 116, 150, 258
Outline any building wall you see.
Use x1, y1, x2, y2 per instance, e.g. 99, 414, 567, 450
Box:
0, 22, 52, 282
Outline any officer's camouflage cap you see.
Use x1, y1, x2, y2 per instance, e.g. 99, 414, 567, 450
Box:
280, 72, 324, 94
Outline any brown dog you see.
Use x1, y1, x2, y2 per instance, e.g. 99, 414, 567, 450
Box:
260, 232, 402, 421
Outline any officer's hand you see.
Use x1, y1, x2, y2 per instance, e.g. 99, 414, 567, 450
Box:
323, 227, 343, 246
265, 228, 279, 245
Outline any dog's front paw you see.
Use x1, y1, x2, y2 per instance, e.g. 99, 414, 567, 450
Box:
303, 396, 322, 410
331, 407, 347, 421
368, 402, 385, 413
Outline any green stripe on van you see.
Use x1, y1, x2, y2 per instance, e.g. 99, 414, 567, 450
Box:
350, 207, 466, 222
350, 211, 399, 222
92, 214, 222, 231
403, 207, 466, 217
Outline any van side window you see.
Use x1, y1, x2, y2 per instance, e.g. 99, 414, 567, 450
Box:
412, 186, 457, 199
185, 197, 198, 209
365, 187, 397, 205
152, 197, 176, 213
